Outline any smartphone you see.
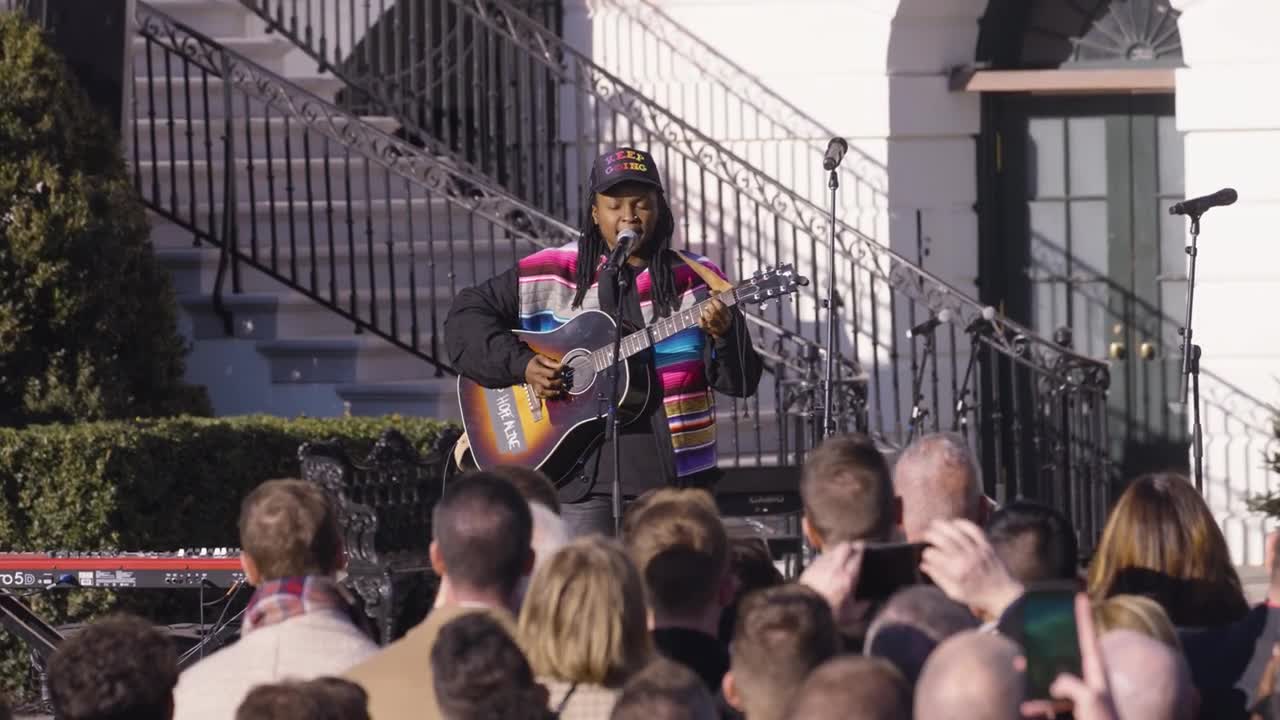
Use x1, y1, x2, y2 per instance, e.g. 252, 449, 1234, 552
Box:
999, 584, 1082, 701
854, 542, 925, 600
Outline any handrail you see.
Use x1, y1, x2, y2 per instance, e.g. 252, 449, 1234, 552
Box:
134, 1, 577, 376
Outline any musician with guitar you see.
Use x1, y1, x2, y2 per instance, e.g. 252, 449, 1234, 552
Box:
444, 148, 806, 537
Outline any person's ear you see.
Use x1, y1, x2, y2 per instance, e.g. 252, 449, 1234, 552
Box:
591, 202, 599, 227
722, 671, 743, 711
430, 540, 446, 577
802, 515, 824, 552
240, 552, 262, 586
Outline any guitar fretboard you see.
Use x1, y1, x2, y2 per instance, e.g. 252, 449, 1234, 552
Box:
590, 289, 740, 372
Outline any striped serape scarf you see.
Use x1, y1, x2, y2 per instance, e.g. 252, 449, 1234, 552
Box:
242, 575, 349, 634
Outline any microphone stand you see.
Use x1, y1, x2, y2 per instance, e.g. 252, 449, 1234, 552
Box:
821, 168, 839, 439
1179, 214, 1205, 491
953, 330, 983, 434
605, 264, 629, 536
907, 329, 937, 443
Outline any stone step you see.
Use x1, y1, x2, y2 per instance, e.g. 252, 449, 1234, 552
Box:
143, 0, 258, 37
132, 33, 294, 75
135, 156, 421, 204
179, 288, 457, 345
155, 233, 522, 296
337, 380, 461, 420
131, 116, 403, 162
133, 73, 346, 118
257, 334, 439, 384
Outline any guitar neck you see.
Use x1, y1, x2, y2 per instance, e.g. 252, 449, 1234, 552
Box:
593, 289, 739, 368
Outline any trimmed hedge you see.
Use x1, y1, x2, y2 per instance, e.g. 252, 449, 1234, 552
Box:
0, 414, 452, 697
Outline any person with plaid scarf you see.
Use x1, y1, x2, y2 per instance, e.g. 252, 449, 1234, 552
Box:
173, 479, 378, 720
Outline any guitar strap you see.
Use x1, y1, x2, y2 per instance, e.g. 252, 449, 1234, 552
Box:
675, 251, 734, 294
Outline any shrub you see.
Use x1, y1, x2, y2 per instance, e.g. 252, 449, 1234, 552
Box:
0, 11, 207, 426
0, 414, 452, 698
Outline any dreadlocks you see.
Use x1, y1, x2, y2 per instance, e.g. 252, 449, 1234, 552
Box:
571, 189, 679, 319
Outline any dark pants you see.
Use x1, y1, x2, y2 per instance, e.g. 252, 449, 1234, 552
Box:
561, 492, 634, 538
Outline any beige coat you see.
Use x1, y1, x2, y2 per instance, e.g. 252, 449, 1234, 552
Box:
344, 604, 517, 720
173, 609, 379, 720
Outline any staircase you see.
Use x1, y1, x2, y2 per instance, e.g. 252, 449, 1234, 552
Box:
134, 0, 569, 421
114, 0, 1121, 547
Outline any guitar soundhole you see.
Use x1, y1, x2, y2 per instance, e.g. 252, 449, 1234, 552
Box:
562, 349, 598, 395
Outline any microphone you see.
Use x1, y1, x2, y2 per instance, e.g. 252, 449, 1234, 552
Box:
604, 228, 639, 271
906, 309, 952, 339
964, 306, 998, 334
1169, 188, 1237, 217
823, 137, 849, 171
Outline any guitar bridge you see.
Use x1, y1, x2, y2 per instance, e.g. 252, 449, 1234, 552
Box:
524, 383, 544, 422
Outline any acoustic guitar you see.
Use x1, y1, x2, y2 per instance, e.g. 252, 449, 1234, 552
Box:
456, 264, 807, 482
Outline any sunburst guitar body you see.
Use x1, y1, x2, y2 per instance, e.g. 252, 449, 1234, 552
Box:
456, 264, 807, 484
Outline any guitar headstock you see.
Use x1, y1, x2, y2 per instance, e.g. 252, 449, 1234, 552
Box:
735, 264, 809, 307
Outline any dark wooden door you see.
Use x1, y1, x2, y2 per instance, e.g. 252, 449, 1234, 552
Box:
986, 94, 1189, 476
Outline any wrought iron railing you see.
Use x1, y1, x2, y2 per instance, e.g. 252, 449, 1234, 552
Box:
234, 0, 1115, 541
132, 1, 576, 376
128, 2, 851, 472
586, 0, 887, 236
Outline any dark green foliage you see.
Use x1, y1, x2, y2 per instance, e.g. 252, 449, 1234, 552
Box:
0, 12, 207, 426
1246, 416, 1280, 518
0, 414, 452, 698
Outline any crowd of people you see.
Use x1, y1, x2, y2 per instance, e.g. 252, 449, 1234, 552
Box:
25, 430, 1280, 720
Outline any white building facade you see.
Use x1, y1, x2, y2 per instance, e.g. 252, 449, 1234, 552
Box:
568, 0, 1280, 562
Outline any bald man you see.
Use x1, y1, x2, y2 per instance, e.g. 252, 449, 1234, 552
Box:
1100, 630, 1197, 720
915, 631, 1024, 720
893, 433, 987, 543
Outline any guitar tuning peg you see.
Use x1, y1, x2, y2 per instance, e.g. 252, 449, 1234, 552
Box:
752, 269, 761, 279
760, 302, 769, 311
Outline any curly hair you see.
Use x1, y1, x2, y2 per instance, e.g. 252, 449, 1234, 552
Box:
47, 614, 178, 720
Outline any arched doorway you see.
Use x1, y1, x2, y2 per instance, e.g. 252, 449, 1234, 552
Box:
974, 0, 1188, 479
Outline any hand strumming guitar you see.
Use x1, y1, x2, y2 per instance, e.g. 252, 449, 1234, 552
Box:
525, 354, 564, 400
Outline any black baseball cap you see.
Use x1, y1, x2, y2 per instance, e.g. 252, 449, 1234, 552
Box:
589, 147, 664, 194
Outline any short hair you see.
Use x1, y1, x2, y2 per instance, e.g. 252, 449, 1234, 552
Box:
303, 677, 370, 720
784, 656, 911, 720
48, 614, 178, 720
491, 465, 560, 515
893, 433, 982, 542
239, 478, 343, 579
519, 537, 652, 686
986, 501, 1079, 583
801, 433, 894, 544
865, 585, 979, 685
624, 489, 729, 617
434, 470, 533, 596
730, 584, 839, 720
236, 678, 368, 720
236, 683, 323, 720
610, 659, 717, 720
622, 487, 719, 537
1092, 594, 1180, 650
433, 613, 552, 720
720, 538, 785, 641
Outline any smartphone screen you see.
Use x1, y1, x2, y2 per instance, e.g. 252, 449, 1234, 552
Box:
1002, 586, 1082, 700
854, 542, 925, 600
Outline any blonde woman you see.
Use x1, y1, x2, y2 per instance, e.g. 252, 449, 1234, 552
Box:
1092, 594, 1181, 650
518, 537, 652, 719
